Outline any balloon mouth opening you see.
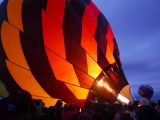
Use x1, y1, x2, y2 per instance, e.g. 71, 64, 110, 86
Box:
96, 79, 130, 104
97, 77, 114, 93
94, 72, 130, 104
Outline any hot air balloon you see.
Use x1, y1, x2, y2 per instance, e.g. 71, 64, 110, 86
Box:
0, 0, 131, 107
138, 85, 154, 100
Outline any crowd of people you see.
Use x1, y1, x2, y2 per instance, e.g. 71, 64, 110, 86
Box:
0, 90, 160, 120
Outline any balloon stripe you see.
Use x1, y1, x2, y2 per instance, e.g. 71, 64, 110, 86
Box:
73, 68, 94, 89
82, 4, 98, 37
6, 60, 51, 98
106, 45, 116, 64
46, 0, 65, 25
42, 10, 66, 59
1, 21, 29, 69
95, 14, 108, 56
41, 10, 98, 87
106, 25, 115, 53
4, 59, 84, 104
69, 0, 86, 17
45, 48, 80, 86
43, 2, 102, 81
87, 1, 100, 19
7, 0, 23, 31
81, 18, 98, 61
86, 53, 102, 79
97, 45, 110, 70
63, 3, 88, 73
65, 83, 89, 99
21, 1, 55, 80
0, 20, 21, 93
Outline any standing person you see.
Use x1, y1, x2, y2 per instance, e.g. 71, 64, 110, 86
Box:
61, 103, 78, 120
55, 100, 63, 120
126, 101, 137, 120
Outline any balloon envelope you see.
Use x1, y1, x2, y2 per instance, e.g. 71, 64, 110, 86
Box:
138, 85, 154, 100
0, 0, 131, 107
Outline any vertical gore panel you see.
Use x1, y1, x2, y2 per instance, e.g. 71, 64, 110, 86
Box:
21, 1, 80, 104
63, 34, 88, 73
0, 61, 21, 93
45, 49, 80, 86
63, 3, 82, 44
97, 14, 108, 35
106, 25, 114, 53
6, 60, 51, 98
105, 25, 115, 64
70, 0, 86, 17
106, 46, 116, 64
95, 14, 108, 55
88, 1, 100, 18
33, 75, 78, 104
0, 20, 21, 92
63, 4, 88, 73
21, 1, 55, 79
97, 46, 110, 70
86, 53, 102, 79
82, 5, 97, 35
113, 39, 121, 66
42, 10, 66, 59
46, 0, 65, 25
7, 0, 23, 31
65, 83, 89, 99
1, 21, 29, 69
74, 68, 94, 89
81, 24, 97, 61
95, 29, 107, 56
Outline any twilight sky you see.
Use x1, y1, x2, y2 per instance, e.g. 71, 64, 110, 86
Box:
93, 0, 160, 100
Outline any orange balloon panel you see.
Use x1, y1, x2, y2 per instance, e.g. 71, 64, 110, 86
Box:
81, 23, 97, 61
7, 0, 23, 31
106, 25, 115, 53
106, 45, 116, 64
1, 21, 29, 69
82, 4, 98, 35
45, 48, 80, 86
6, 60, 51, 98
46, 0, 65, 25
86, 53, 102, 79
42, 10, 66, 59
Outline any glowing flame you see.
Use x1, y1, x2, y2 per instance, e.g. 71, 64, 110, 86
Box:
117, 94, 129, 104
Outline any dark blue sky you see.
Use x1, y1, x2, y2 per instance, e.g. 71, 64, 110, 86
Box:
93, 0, 160, 100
